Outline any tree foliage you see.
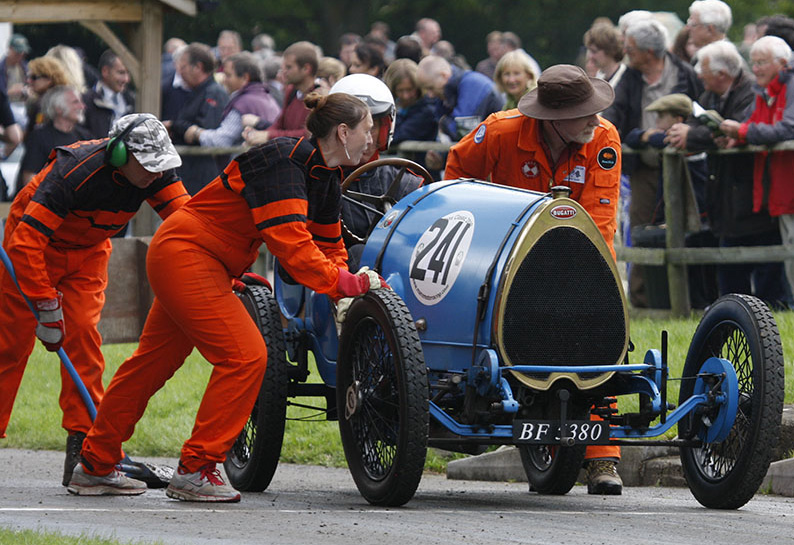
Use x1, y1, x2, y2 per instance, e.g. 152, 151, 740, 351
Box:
12, 0, 794, 70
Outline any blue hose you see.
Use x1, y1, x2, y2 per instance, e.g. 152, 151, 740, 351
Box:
0, 244, 174, 486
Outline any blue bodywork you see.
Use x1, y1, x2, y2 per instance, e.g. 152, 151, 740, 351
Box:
275, 178, 738, 446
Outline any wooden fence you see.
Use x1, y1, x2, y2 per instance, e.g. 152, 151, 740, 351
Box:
391, 140, 794, 317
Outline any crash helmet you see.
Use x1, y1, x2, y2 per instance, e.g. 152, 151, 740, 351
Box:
329, 73, 395, 152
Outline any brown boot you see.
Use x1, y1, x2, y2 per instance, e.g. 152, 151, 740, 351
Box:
585, 459, 623, 495
63, 432, 86, 487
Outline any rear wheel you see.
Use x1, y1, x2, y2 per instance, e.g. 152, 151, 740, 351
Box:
337, 289, 429, 506
224, 284, 289, 492
519, 444, 587, 495
678, 294, 784, 509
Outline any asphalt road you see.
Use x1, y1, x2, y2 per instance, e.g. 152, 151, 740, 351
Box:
2, 448, 793, 545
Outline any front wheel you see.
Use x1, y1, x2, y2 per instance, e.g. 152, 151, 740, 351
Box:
224, 284, 289, 492
337, 289, 429, 506
678, 294, 784, 509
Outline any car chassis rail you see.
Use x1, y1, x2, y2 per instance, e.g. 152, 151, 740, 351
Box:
429, 351, 736, 447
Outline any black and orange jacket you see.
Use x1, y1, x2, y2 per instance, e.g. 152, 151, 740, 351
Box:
4, 139, 189, 301
176, 136, 349, 298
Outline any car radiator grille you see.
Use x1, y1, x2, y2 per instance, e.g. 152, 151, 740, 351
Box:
502, 226, 626, 367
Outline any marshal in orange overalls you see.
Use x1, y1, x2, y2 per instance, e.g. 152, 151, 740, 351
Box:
0, 140, 188, 439
81, 137, 356, 474
446, 110, 622, 461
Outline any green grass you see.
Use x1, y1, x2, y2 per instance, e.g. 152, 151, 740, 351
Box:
2, 310, 793, 469
0, 528, 161, 545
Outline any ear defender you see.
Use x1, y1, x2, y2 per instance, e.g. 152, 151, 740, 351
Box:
106, 117, 148, 167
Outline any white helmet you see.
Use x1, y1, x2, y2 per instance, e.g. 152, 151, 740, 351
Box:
330, 74, 395, 151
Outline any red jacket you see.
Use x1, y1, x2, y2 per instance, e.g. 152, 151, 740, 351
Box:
738, 70, 794, 216
266, 84, 312, 139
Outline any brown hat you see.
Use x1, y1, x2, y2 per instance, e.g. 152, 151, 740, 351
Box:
645, 93, 692, 118
518, 64, 614, 120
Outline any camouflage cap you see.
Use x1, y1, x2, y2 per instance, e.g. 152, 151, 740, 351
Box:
109, 113, 182, 173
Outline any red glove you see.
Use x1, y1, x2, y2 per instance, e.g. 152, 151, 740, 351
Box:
336, 267, 371, 298
232, 272, 272, 293
232, 278, 246, 293
336, 267, 391, 298
241, 272, 270, 288
34, 294, 65, 352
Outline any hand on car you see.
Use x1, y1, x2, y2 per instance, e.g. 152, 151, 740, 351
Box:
335, 267, 390, 322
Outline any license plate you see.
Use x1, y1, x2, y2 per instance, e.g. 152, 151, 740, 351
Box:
513, 420, 609, 445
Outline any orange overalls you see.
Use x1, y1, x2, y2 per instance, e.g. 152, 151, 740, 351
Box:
0, 140, 189, 438
446, 111, 622, 460
81, 137, 352, 474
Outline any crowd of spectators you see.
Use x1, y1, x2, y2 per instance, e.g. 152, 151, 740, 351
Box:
2, 2, 794, 307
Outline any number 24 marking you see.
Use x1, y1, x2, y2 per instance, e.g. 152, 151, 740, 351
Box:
410, 218, 471, 284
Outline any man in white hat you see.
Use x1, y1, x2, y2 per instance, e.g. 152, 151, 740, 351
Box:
445, 64, 624, 495
0, 113, 188, 488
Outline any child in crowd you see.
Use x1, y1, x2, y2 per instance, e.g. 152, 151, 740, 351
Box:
625, 93, 708, 225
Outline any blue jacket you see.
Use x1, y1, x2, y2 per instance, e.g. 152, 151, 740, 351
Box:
393, 97, 438, 144
438, 66, 504, 140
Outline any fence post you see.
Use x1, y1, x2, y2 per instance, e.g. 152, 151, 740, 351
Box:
663, 150, 691, 316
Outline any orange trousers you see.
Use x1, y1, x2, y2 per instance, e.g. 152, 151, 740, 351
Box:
0, 242, 109, 438
81, 224, 268, 474
585, 409, 620, 460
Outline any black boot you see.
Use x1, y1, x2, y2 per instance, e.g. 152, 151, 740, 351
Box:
63, 432, 86, 486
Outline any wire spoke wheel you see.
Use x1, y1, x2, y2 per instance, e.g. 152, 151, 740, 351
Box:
337, 289, 428, 506
679, 294, 784, 509
519, 439, 586, 495
224, 284, 289, 492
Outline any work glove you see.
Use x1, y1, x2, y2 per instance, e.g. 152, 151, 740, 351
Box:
34, 293, 65, 352
336, 266, 389, 297
335, 267, 390, 323
232, 272, 271, 293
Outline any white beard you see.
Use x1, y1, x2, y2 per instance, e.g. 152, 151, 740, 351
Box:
571, 128, 596, 145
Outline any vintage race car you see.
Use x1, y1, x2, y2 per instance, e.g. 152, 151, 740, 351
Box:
225, 158, 784, 509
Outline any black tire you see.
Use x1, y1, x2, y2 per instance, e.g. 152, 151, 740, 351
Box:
519, 444, 587, 495
337, 289, 429, 506
224, 284, 289, 492
678, 294, 784, 509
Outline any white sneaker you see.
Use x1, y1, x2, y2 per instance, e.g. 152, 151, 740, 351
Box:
165, 463, 241, 503
67, 463, 147, 496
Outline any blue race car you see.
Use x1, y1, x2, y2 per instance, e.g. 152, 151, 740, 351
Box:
225, 157, 784, 509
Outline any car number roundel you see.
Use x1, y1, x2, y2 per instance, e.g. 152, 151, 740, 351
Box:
409, 210, 475, 305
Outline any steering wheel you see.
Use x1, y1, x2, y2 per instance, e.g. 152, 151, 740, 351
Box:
340, 157, 434, 245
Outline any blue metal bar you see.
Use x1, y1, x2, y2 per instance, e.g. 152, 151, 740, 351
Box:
429, 391, 712, 441
503, 363, 653, 374
609, 393, 709, 438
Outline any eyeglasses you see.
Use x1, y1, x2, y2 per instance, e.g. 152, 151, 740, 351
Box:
28, 74, 49, 81
751, 59, 773, 68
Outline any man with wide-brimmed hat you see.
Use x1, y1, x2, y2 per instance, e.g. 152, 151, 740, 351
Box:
446, 64, 621, 255
445, 64, 624, 495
